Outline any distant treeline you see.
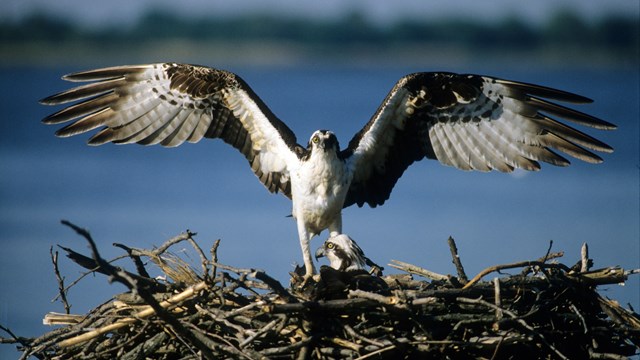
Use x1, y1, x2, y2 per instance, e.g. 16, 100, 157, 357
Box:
1, 10, 637, 51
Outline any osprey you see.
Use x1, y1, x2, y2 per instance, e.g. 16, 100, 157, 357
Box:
314, 234, 388, 300
41, 63, 615, 280
315, 234, 373, 272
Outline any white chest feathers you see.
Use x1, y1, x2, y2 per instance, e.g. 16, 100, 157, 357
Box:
291, 151, 352, 232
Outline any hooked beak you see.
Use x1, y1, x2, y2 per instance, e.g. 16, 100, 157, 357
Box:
315, 246, 325, 260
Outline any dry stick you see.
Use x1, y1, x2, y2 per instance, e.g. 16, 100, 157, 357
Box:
210, 239, 221, 280
354, 344, 397, 360
388, 260, 449, 281
221, 300, 266, 319
153, 231, 195, 255
57, 281, 208, 348
343, 324, 386, 348
181, 322, 255, 360
252, 270, 297, 303
349, 289, 396, 304
0, 324, 30, 347
463, 261, 571, 289
493, 277, 503, 321
60, 220, 104, 265
520, 240, 563, 276
456, 297, 570, 360
112, 243, 152, 279
60, 221, 213, 356
239, 319, 279, 348
580, 243, 590, 272
183, 234, 210, 278
115, 231, 208, 281
210, 261, 296, 303
58, 244, 163, 291
260, 336, 313, 356
195, 304, 249, 342
51, 249, 132, 303
569, 303, 588, 334
448, 236, 468, 284
49, 246, 71, 314
113, 270, 216, 360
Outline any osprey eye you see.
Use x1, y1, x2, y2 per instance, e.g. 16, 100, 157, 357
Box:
312, 136, 319, 144
327, 243, 334, 249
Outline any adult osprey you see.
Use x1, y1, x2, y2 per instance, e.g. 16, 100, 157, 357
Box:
41, 63, 615, 280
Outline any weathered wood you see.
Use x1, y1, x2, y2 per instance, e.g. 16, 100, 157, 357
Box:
3, 226, 639, 359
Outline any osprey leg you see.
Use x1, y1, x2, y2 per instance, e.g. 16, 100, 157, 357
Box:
297, 224, 316, 278
328, 215, 342, 238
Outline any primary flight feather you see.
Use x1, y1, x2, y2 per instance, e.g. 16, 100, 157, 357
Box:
41, 63, 615, 279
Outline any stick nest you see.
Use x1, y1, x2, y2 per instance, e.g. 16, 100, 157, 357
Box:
2, 221, 639, 359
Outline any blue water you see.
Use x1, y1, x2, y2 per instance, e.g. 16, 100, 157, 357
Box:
0, 64, 638, 357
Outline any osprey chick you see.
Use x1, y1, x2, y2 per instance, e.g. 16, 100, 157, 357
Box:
315, 234, 370, 272
41, 63, 615, 280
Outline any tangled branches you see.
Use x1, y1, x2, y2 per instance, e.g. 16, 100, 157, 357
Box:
2, 221, 639, 359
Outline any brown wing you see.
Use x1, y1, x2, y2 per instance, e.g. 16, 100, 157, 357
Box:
41, 63, 305, 197
343, 72, 615, 208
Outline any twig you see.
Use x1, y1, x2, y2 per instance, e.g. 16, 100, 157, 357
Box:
463, 261, 571, 289
344, 324, 386, 348
153, 231, 195, 255
239, 319, 279, 347
520, 240, 563, 275
49, 246, 71, 314
122, 276, 216, 360
575, 267, 628, 285
252, 270, 297, 303
58, 245, 164, 291
58, 281, 208, 347
580, 243, 590, 272
210, 239, 221, 281
493, 277, 502, 321
0, 324, 29, 347
348, 289, 399, 306
184, 233, 210, 279
448, 236, 468, 284
457, 297, 570, 360
542, 239, 554, 263
354, 344, 397, 359
388, 260, 449, 281
51, 247, 133, 303
112, 243, 152, 279
570, 303, 588, 334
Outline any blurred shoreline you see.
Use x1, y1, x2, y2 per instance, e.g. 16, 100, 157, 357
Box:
1, 10, 637, 69
1, 40, 637, 69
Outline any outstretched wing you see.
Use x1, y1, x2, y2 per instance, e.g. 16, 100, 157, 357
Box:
343, 72, 616, 208
41, 63, 305, 197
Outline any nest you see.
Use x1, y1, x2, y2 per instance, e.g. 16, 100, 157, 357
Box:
2, 220, 639, 359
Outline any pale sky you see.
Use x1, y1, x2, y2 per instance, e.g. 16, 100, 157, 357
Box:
1, 0, 638, 28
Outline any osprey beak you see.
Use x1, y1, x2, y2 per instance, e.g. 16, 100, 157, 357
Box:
314, 246, 325, 260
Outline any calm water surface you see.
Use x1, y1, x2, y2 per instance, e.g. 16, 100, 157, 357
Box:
0, 64, 638, 357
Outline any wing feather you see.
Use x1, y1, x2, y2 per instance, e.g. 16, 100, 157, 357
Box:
344, 72, 614, 208
41, 63, 304, 197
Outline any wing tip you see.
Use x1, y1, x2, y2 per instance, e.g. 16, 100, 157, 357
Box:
496, 78, 594, 104
39, 95, 60, 105
60, 64, 154, 82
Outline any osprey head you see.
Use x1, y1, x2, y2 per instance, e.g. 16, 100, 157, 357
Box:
315, 234, 367, 271
308, 130, 339, 153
